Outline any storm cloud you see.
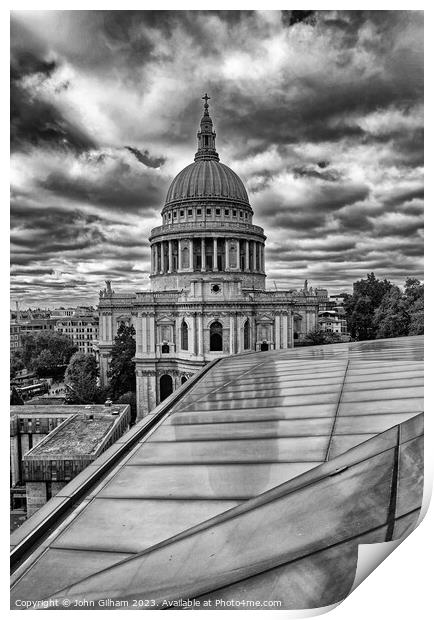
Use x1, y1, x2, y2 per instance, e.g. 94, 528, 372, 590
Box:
10, 10, 423, 306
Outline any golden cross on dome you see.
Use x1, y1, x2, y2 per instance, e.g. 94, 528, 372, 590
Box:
202, 93, 210, 109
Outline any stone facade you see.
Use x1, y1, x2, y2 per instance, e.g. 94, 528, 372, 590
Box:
97, 96, 322, 420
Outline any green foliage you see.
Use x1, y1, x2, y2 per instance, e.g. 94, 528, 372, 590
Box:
344, 273, 393, 340
116, 391, 137, 424
10, 386, 24, 405
10, 350, 25, 379
373, 286, 410, 338
304, 328, 342, 346
64, 352, 107, 404
21, 331, 77, 378
108, 323, 136, 401
344, 274, 423, 341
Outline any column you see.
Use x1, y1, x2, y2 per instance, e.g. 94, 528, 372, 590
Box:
150, 245, 154, 274
213, 238, 218, 271
236, 239, 240, 270
289, 313, 294, 348
192, 314, 197, 354
189, 239, 194, 271
178, 239, 182, 270
149, 315, 155, 353
275, 313, 281, 349
282, 312, 288, 349
229, 315, 235, 354
136, 314, 142, 354
197, 314, 203, 356
253, 242, 257, 272
261, 245, 265, 272
142, 315, 148, 353
201, 238, 206, 271
160, 242, 164, 274
225, 239, 230, 270
168, 240, 173, 273
245, 240, 249, 271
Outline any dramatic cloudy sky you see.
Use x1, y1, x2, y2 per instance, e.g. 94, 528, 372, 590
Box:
10, 10, 424, 307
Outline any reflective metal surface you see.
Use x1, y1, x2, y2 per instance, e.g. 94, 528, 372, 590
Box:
10, 336, 424, 610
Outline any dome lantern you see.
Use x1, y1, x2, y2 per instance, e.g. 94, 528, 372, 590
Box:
194, 93, 219, 162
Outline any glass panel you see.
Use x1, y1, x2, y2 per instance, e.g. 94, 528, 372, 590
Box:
48, 450, 395, 605
98, 463, 319, 500
129, 437, 329, 465
338, 398, 423, 416
392, 510, 420, 540
169, 404, 338, 425
52, 498, 238, 554
183, 392, 338, 412
194, 526, 388, 609
396, 435, 424, 518
328, 434, 377, 460
10, 548, 130, 604
341, 387, 423, 402
334, 413, 418, 435
150, 418, 335, 442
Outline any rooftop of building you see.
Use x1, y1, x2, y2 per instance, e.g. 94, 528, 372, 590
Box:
10, 336, 423, 609
25, 409, 128, 458
10, 404, 126, 420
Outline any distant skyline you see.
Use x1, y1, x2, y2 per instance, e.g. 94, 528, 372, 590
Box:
11, 10, 423, 307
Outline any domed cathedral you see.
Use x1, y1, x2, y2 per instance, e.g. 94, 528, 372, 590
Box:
97, 95, 322, 420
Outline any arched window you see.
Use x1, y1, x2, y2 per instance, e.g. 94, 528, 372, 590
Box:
161, 343, 169, 354
181, 320, 189, 350
261, 341, 269, 351
210, 321, 223, 351
181, 375, 187, 385
244, 319, 250, 350
160, 374, 173, 402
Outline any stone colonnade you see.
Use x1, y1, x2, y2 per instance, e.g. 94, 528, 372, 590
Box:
151, 238, 265, 275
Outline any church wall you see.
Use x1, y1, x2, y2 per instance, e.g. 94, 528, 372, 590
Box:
150, 272, 266, 292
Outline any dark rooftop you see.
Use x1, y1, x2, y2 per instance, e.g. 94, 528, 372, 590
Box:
23, 406, 129, 458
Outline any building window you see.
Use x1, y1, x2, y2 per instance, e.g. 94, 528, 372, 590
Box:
180, 210, 184, 217
197, 208, 202, 215
210, 321, 223, 351
160, 374, 173, 402
161, 343, 169, 354
225, 209, 229, 216
206, 208, 211, 216
216, 208, 220, 215
181, 375, 187, 384
244, 319, 250, 350
188, 209, 192, 216
173, 211, 177, 218
233, 210, 237, 217
181, 320, 189, 350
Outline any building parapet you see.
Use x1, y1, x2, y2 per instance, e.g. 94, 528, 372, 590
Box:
150, 221, 265, 239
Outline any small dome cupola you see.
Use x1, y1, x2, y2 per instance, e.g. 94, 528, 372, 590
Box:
195, 94, 219, 162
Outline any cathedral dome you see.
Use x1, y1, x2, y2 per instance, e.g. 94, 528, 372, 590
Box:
165, 159, 250, 207
164, 93, 251, 209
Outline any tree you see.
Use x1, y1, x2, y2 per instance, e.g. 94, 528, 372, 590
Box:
10, 350, 24, 379
304, 328, 342, 346
405, 278, 424, 336
108, 323, 136, 400
64, 352, 107, 404
116, 391, 137, 425
21, 331, 77, 378
10, 386, 24, 405
344, 273, 393, 340
373, 286, 411, 339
